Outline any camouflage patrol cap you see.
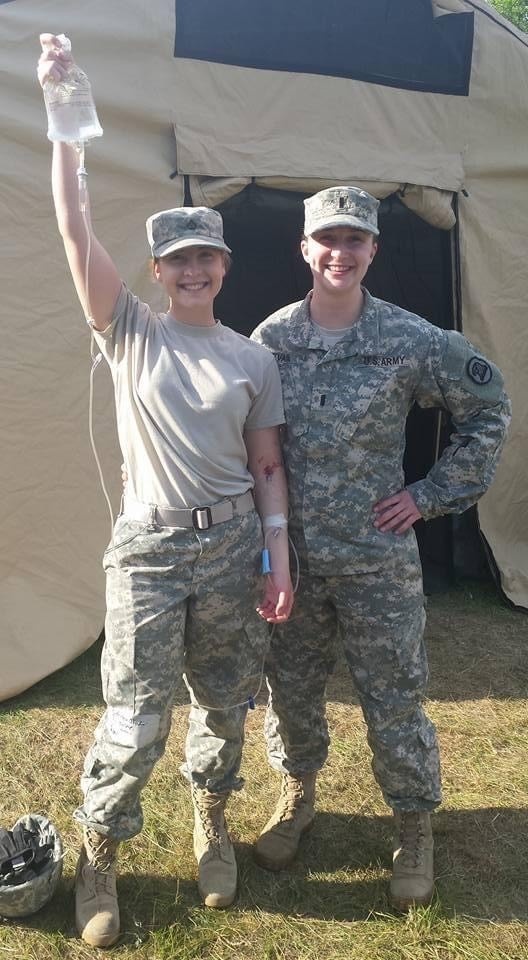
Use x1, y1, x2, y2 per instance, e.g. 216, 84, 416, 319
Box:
146, 206, 231, 258
304, 186, 380, 237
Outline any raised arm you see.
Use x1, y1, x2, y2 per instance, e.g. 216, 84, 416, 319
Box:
245, 426, 294, 623
38, 35, 121, 330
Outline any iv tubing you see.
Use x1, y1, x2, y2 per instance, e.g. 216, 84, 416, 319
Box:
73, 143, 299, 710
184, 530, 300, 713
76, 141, 115, 542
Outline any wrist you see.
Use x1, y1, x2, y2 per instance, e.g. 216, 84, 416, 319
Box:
266, 534, 290, 572
262, 513, 288, 530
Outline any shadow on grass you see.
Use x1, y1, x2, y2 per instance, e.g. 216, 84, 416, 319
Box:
4, 807, 526, 945
3, 582, 527, 714
232, 806, 528, 923
323, 581, 528, 704
0, 633, 191, 713
0, 634, 106, 713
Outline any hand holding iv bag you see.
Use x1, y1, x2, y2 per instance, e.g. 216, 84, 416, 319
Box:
40, 34, 103, 144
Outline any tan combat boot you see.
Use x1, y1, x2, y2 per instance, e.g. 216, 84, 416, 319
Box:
253, 772, 316, 871
75, 828, 120, 947
390, 811, 434, 910
192, 786, 237, 908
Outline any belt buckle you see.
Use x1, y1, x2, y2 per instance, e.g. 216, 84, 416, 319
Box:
192, 506, 213, 531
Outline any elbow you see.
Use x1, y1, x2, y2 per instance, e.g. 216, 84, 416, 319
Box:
56, 209, 84, 242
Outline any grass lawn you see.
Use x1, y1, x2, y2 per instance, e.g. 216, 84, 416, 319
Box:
0, 581, 527, 959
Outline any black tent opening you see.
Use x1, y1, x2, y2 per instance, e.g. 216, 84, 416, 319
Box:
216, 184, 490, 593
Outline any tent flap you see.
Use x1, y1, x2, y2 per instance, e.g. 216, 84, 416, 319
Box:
173, 105, 466, 191
188, 175, 251, 208
399, 185, 456, 230
190, 175, 457, 232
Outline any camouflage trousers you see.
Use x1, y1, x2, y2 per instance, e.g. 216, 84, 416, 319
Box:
264, 555, 442, 811
74, 508, 268, 841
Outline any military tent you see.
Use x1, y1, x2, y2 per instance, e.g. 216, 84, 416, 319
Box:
1, 0, 527, 701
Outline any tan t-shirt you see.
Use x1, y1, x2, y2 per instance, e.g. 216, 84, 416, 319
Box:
93, 285, 284, 508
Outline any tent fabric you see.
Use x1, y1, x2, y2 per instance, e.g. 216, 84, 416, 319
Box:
172, 65, 468, 190
1, 0, 527, 702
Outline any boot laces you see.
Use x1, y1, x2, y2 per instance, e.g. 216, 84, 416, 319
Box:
398, 813, 426, 868
194, 791, 228, 852
85, 829, 118, 874
277, 776, 305, 823
93, 869, 116, 896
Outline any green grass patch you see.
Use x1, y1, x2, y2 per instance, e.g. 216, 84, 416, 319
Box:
1, 582, 527, 958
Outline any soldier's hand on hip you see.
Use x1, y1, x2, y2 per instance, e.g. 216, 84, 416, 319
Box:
372, 489, 422, 534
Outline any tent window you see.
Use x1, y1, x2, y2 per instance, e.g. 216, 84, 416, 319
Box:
175, 0, 474, 96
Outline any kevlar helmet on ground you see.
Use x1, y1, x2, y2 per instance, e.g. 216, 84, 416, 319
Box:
0, 815, 64, 919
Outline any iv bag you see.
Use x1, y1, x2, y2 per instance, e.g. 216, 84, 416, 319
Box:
42, 34, 103, 144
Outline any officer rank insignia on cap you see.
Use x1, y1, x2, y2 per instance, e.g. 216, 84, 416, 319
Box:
304, 186, 380, 237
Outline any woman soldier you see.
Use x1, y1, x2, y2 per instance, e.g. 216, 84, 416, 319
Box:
251, 185, 511, 909
38, 37, 293, 948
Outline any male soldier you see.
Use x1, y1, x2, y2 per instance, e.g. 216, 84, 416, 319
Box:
251, 185, 511, 908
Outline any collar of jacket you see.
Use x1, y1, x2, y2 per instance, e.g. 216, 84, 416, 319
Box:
287, 288, 382, 358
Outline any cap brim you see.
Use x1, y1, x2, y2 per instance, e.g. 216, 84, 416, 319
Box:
307, 215, 379, 237
156, 236, 232, 257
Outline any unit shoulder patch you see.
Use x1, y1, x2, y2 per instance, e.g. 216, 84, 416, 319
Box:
467, 356, 492, 385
